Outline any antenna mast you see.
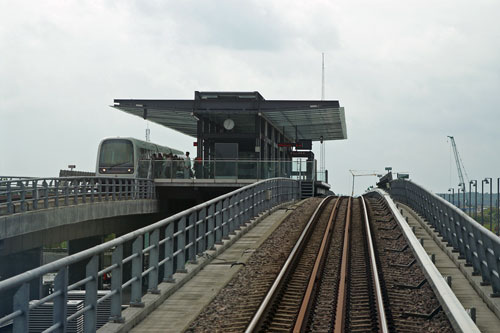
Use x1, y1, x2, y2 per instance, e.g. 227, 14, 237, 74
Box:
321, 53, 325, 100
320, 53, 326, 174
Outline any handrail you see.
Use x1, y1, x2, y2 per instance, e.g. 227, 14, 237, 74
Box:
150, 159, 321, 182
0, 177, 300, 332
388, 179, 500, 296
0, 177, 155, 216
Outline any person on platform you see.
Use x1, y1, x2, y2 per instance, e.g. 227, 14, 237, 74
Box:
184, 152, 192, 179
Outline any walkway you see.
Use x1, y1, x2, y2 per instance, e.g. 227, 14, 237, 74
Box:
99, 200, 303, 333
398, 203, 500, 333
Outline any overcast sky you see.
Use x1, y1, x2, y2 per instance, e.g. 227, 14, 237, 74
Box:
1, 0, 499, 195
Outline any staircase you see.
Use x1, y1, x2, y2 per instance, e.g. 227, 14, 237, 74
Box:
300, 181, 314, 198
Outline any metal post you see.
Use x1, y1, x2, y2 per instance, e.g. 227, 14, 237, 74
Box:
84, 255, 98, 332
207, 204, 215, 250
469, 181, 472, 217
54, 180, 59, 207
43, 180, 49, 209
462, 183, 466, 210
73, 180, 78, 205
130, 236, 144, 307
82, 179, 87, 204
19, 181, 27, 212
53, 267, 68, 333
229, 196, 236, 234
110, 244, 124, 322
474, 181, 478, 220
188, 213, 197, 263
6, 182, 13, 214
215, 201, 223, 244
13, 283, 30, 332
481, 180, 486, 225
457, 186, 461, 209
176, 216, 187, 273
90, 179, 95, 203
497, 178, 500, 236
164, 223, 175, 282
112, 179, 116, 201
148, 229, 160, 293
118, 179, 122, 200
490, 179, 493, 231
32, 181, 38, 210
222, 198, 230, 240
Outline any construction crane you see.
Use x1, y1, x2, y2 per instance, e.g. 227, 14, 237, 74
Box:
447, 136, 470, 189
349, 170, 382, 196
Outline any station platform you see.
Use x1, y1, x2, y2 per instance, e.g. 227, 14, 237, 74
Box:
398, 203, 500, 333
100, 200, 304, 333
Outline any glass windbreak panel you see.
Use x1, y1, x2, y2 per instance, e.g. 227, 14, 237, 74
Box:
138, 160, 151, 178
215, 161, 237, 179
277, 161, 292, 178
317, 170, 327, 182
291, 159, 306, 180
99, 140, 134, 167
238, 161, 258, 179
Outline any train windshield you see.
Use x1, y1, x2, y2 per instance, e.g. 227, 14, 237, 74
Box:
99, 140, 134, 167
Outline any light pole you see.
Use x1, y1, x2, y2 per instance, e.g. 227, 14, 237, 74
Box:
482, 178, 489, 226
486, 177, 493, 231
458, 183, 465, 209
473, 180, 478, 219
448, 188, 454, 206
469, 180, 477, 217
469, 180, 473, 215
461, 183, 466, 211
497, 178, 500, 236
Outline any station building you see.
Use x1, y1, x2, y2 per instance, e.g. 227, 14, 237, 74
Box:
113, 91, 347, 204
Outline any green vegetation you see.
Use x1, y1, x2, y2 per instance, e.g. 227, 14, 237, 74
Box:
470, 208, 499, 234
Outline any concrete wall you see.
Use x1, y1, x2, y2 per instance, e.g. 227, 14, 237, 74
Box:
0, 199, 159, 256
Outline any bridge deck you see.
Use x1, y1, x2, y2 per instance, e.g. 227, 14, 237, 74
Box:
399, 203, 500, 333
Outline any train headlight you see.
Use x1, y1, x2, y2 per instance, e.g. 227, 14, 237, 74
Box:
127, 168, 132, 173
102, 168, 106, 173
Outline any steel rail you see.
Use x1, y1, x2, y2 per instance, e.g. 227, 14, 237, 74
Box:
293, 197, 342, 332
360, 195, 389, 333
245, 196, 334, 333
333, 197, 352, 333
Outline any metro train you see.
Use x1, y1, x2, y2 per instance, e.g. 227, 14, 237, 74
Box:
95, 137, 184, 178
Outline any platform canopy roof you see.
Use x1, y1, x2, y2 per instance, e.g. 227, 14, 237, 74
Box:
113, 91, 347, 141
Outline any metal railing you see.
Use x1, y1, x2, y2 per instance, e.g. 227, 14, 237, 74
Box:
0, 176, 33, 181
388, 179, 500, 296
0, 178, 299, 332
149, 159, 319, 181
0, 177, 155, 216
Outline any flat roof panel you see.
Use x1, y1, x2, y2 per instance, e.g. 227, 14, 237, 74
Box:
113, 92, 347, 141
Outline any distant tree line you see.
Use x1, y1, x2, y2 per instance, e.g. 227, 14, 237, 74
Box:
437, 192, 499, 207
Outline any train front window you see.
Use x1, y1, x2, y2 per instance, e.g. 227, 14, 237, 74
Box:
99, 140, 134, 168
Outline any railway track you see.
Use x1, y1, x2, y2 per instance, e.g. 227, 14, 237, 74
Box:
189, 195, 455, 332
246, 196, 389, 332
